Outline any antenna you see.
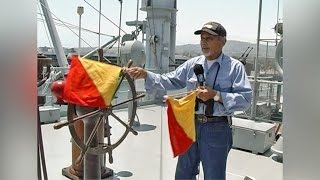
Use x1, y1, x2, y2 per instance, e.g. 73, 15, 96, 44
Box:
98, 0, 102, 58
135, 0, 140, 39
77, 6, 84, 54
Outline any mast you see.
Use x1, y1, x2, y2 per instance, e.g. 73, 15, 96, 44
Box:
140, 0, 177, 102
250, 0, 263, 120
141, 0, 177, 74
39, 0, 68, 74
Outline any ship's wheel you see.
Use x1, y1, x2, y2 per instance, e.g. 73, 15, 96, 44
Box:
69, 73, 142, 164
53, 61, 145, 164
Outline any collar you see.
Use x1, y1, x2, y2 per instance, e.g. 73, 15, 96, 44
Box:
203, 52, 224, 66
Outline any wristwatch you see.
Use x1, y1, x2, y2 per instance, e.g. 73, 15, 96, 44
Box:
213, 91, 220, 101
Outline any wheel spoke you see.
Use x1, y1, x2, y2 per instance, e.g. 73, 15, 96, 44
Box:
110, 113, 138, 135
111, 93, 145, 108
54, 109, 101, 129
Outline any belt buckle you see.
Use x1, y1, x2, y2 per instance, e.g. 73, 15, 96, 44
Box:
198, 115, 207, 123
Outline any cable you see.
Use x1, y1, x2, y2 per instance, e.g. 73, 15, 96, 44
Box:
83, 0, 127, 34
38, 0, 94, 49
37, 14, 114, 37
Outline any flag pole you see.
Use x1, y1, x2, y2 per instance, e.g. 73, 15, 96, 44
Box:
163, 89, 199, 100
159, 101, 164, 180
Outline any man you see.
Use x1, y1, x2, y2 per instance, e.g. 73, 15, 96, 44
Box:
127, 21, 252, 180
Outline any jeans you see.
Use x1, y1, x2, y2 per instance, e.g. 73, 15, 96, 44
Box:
175, 120, 233, 180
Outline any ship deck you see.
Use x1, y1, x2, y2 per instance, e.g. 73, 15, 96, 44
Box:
41, 104, 282, 180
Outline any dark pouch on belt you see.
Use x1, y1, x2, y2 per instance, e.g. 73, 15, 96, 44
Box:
195, 97, 203, 111
204, 99, 214, 115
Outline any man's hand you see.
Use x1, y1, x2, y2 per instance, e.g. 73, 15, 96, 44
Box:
126, 67, 147, 80
197, 86, 218, 102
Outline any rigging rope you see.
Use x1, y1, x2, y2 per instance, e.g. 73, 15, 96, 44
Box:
37, 0, 94, 49
37, 13, 114, 37
83, 0, 127, 34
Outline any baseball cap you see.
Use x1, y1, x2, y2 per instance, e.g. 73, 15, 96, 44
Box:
194, 21, 227, 37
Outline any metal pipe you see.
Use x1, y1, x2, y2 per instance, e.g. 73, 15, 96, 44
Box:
170, 9, 177, 71
265, 41, 269, 74
246, 47, 254, 57
275, 0, 280, 45
98, 0, 102, 60
248, 79, 283, 85
76, 106, 102, 180
240, 47, 250, 59
117, 0, 123, 65
250, 0, 263, 120
136, 0, 140, 38
77, 6, 84, 53
82, 36, 120, 58
77, 116, 104, 165
79, 15, 82, 51
83, 119, 101, 179
276, 84, 282, 112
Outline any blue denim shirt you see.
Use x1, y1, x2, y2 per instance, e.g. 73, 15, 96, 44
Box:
144, 53, 252, 116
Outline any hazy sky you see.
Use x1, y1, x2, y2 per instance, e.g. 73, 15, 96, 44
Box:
37, 0, 283, 48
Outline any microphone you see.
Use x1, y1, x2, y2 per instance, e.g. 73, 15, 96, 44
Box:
194, 64, 205, 86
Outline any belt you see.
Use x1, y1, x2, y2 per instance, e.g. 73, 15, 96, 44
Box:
195, 114, 230, 124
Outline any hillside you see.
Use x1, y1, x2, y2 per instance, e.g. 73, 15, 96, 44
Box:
38, 40, 277, 61
175, 40, 277, 59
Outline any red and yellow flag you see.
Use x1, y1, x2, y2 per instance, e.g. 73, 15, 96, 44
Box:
63, 55, 122, 107
166, 91, 197, 157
